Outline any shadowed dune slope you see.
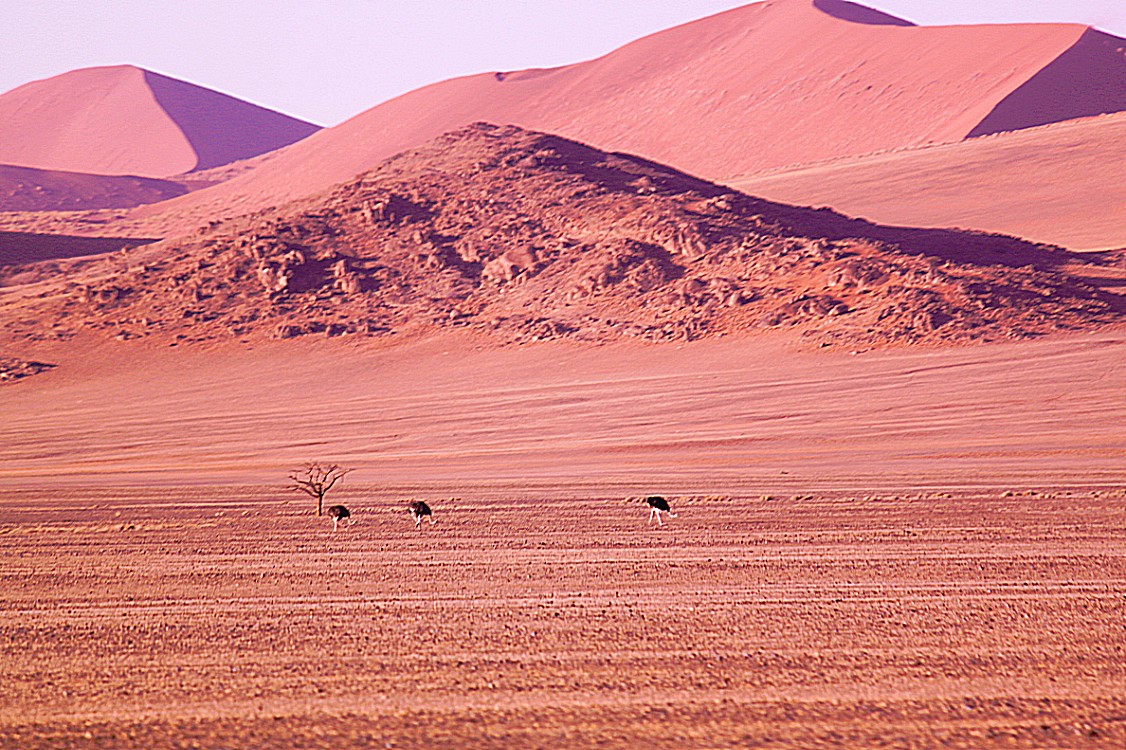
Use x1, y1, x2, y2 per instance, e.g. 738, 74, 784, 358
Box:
0, 231, 154, 268
728, 112, 1126, 251
968, 29, 1126, 137
0, 163, 188, 212
0, 65, 320, 178
141, 70, 321, 172
135, 0, 1123, 233
813, 0, 912, 26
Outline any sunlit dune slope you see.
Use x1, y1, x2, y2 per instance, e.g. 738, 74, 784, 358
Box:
135, 0, 1125, 234
728, 113, 1126, 251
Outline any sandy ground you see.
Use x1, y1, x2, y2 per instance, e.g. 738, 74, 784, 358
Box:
1, 486, 1123, 749
2, 332, 1124, 491
727, 113, 1126, 252
1, 332, 1125, 747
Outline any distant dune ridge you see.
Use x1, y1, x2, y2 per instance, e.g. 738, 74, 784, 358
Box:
0, 230, 154, 269
0, 65, 320, 178
0, 163, 188, 212
131, 0, 1126, 234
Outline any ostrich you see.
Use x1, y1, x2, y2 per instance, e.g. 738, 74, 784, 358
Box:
646, 496, 678, 526
408, 500, 435, 529
326, 504, 351, 531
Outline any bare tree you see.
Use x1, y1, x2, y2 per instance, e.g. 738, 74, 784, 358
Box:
289, 462, 353, 516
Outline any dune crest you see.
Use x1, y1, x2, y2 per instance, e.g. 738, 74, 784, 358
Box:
812, 0, 913, 26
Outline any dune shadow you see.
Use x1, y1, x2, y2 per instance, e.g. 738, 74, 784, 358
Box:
144, 70, 321, 172
602, 142, 1077, 271
968, 29, 1126, 137
813, 0, 914, 27
537, 131, 1079, 271
739, 196, 1077, 271
0, 231, 157, 268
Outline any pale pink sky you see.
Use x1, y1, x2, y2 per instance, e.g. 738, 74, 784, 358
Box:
3, 1, 1124, 126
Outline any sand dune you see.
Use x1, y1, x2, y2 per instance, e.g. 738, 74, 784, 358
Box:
133, 0, 1124, 234
0, 65, 320, 178
728, 112, 1126, 251
2, 5, 1123, 741
0, 163, 187, 212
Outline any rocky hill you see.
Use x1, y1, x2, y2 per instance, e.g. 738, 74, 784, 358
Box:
5, 124, 1123, 350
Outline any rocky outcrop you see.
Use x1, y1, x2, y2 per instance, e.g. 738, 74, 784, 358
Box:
5, 124, 1123, 348
0, 358, 55, 383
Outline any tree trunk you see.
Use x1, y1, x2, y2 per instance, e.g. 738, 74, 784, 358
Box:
317, 493, 324, 516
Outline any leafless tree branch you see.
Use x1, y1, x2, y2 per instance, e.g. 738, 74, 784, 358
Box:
288, 462, 353, 515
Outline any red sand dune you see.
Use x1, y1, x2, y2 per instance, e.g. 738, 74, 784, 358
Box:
0, 163, 187, 212
0, 65, 320, 178
136, 0, 1126, 233
727, 112, 1126, 251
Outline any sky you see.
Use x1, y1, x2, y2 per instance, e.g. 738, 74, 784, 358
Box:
3, 1, 1125, 127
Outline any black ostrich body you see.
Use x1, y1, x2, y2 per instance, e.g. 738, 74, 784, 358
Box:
409, 500, 435, 528
326, 504, 350, 531
645, 496, 677, 526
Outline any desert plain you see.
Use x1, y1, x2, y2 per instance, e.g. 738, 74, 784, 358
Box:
2, 331, 1125, 749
